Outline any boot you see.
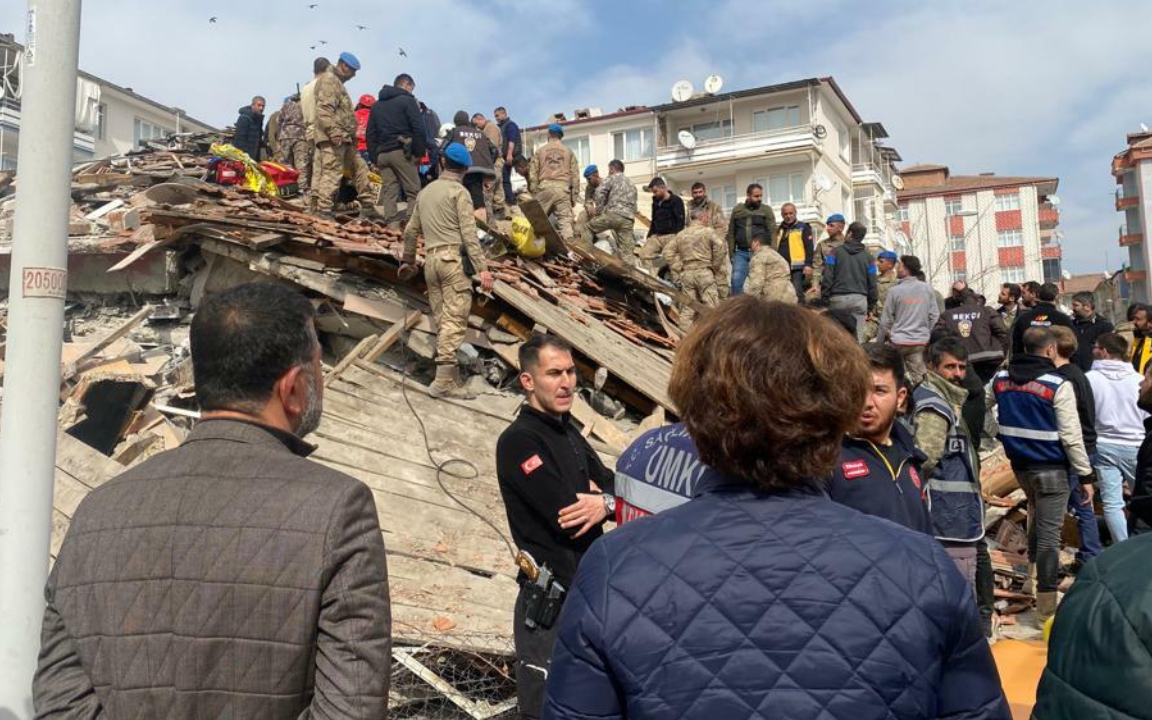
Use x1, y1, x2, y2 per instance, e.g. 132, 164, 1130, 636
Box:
1022, 562, 1037, 597
428, 365, 475, 400
359, 203, 384, 221
1036, 591, 1058, 623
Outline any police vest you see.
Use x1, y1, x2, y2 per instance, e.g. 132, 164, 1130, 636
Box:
613, 423, 713, 524
992, 370, 1067, 467
914, 383, 984, 542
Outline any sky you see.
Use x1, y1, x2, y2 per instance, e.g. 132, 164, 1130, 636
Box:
3, 0, 1150, 276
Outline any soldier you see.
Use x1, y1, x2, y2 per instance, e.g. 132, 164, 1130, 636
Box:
312, 52, 376, 218
687, 182, 726, 236
744, 237, 798, 305
299, 57, 330, 194
276, 94, 309, 177
473, 113, 507, 219
864, 250, 899, 342
583, 165, 601, 216
663, 210, 729, 328
810, 213, 846, 294
583, 160, 638, 265
399, 143, 495, 399
529, 124, 580, 241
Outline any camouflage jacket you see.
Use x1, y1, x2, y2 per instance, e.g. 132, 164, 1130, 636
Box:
687, 198, 727, 235
313, 67, 357, 144
810, 237, 844, 289
744, 248, 797, 304
876, 270, 898, 313
594, 172, 638, 220
913, 371, 968, 476
529, 139, 580, 196
278, 100, 306, 142
664, 224, 729, 288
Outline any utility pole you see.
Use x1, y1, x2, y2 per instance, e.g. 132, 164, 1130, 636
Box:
0, 0, 82, 715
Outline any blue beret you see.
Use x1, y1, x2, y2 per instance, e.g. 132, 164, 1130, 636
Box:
878, 250, 899, 261
339, 52, 361, 71
284, 96, 292, 104
548, 123, 564, 135
583, 164, 599, 178
444, 142, 472, 167
826, 213, 846, 225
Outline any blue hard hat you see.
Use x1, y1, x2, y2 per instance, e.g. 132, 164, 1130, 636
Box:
826, 213, 846, 225
878, 250, 899, 261
548, 123, 564, 136
339, 52, 361, 71
583, 164, 599, 178
444, 142, 472, 167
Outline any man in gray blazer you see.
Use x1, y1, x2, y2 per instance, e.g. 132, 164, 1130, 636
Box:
34, 283, 391, 719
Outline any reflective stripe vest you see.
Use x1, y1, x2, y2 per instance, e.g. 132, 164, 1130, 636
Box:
914, 384, 985, 542
613, 423, 712, 524
992, 369, 1067, 467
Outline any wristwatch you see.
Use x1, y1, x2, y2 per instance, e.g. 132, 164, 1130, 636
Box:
602, 494, 617, 515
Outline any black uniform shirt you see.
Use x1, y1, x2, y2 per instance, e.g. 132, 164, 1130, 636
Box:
496, 404, 615, 588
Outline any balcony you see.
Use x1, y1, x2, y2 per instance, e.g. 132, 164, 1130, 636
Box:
656, 125, 818, 171
1120, 225, 1143, 247
1116, 191, 1140, 211
1038, 207, 1059, 229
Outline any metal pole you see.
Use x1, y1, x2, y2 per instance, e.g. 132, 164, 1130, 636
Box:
0, 0, 82, 714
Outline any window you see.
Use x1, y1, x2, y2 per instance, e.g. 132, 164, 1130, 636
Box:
133, 117, 169, 148
842, 187, 852, 216
837, 121, 850, 161
998, 229, 1024, 248
613, 128, 653, 161
758, 173, 805, 205
708, 185, 737, 213
944, 198, 964, 216
953, 270, 967, 283
95, 103, 107, 140
950, 235, 966, 251
682, 120, 732, 142
1002, 266, 1026, 283
897, 205, 910, 222
1043, 258, 1062, 284
752, 105, 801, 133
563, 136, 591, 169
995, 192, 1021, 211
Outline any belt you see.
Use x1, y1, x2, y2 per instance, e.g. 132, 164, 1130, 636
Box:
427, 245, 461, 259
682, 261, 711, 271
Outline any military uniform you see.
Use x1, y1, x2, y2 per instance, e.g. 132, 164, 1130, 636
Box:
300, 77, 321, 193
663, 223, 730, 327
480, 122, 506, 217
528, 138, 580, 240
402, 170, 488, 368
687, 197, 727, 236
312, 67, 373, 214
277, 99, 311, 188
584, 172, 638, 266
744, 248, 798, 305
810, 236, 844, 292
863, 270, 898, 342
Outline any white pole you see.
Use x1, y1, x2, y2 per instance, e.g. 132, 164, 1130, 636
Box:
0, 0, 82, 715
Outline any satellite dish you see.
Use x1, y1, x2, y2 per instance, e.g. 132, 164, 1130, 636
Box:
704, 74, 724, 94
892, 175, 905, 191
1048, 195, 1061, 206
1142, 123, 1150, 132
677, 130, 697, 150
671, 80, 695, 103
813, 124, 828, 139
814, 174, 834, 192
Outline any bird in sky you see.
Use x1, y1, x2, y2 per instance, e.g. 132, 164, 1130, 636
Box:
399, 48, 408, 57
356, 24, 369, 30
310, 45, 316, 50
308, 3, 318, 8
209, 16, 217, 23
318, 40, 328, 45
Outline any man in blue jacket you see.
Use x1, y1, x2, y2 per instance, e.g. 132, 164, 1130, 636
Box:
821, 221, 878, 343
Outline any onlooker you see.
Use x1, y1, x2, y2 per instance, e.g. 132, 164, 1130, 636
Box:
936, 288, 1009, 383
544, 298, 1008, 720
494, 106, 521, 206
1010, 281, 1076, 357
33, 284, 391, 717
820, 221, 877, 343
1071, 291, 1114, 372
639, 177, 686, 273
1131, 303, 1152, 373
997, 282, 1022, 331
1114, 301, 1140, 348
233, 95, 266, 161
864, 249, 899, 342
725, 183, 776, 294
773, 201, 814, 299
915, 338, 986, 592
810, 213, 846, 293
743, 235, 797, 304
1087, 332, 1147, 544
613, 423, 715, 524
1021, 280, 1042, 309
1048, 326, 1102, 574
991, 327, 1095, 624
367, 73, 427, 228
946, 280, 969, 310
827, 343, 932, 534
878, 254, 940, 384
1128, 363, 1152, 536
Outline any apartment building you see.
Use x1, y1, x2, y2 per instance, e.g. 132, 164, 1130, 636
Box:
1112, 130, 1152, 303
0, 32, 215, 170
897, 164, 1061, 299
522, 77, 902, 248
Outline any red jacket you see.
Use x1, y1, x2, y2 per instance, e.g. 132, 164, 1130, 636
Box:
355, 107, 371, 152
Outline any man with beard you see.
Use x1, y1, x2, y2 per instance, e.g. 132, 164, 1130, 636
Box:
1127, 362, 1152, 535
997, 282, 1023, 338
686, 182, 727, 236
774, 202, 815, 300
1071, 292, 1114, 372
725, 183, 775, 294
33, 284, 391, 717
1021, 281, 1042, 309
826, 344, 932, 534
1130, 303, 1152, 374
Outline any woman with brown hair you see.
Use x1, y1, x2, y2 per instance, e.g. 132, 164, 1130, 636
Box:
543, 297, 1008, 720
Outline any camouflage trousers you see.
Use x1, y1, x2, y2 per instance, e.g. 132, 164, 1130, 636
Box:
535, 181, 575, 240
679, 268, 721, 328
584, 212, 636, 266
489, 158, 508, 217
313, 141, 372, 213
278, 139, 313, 190
639, 234, 675, 274
426, 248, 474, 366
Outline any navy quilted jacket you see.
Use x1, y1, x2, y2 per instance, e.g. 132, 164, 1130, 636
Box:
544, 476, 1009, 720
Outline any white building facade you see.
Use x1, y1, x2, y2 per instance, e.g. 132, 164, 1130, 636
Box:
1112, 131, 1152, 303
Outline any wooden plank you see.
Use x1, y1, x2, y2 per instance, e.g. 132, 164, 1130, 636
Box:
638, 406, 666, 435
518, 197, 569, 256
61, 306, 153, 381
325, 333, 379, 386
363, 311, 423, 363
84, 198, 124, 220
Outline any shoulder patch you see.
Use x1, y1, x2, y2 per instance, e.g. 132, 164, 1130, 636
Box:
521, 454, 543, 476
842, 459, 869, 479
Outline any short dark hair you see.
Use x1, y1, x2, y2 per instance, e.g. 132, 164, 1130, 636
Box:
471, 113, 485, 122
691, 182, 706, 191
900, 255, 922, 276
928, 336, 969, 367
1096, 332, 1129, 359
494, 106, 507, 114
866, 343, 906, 388
513, 154, 529, 167
670, 298, 870, 491
1072, 291, 1094, 309
252, 95, 265, 105
1023, 281, 1042, 295
519, 334, 572, 374
453, 110, 469, 126
746, 183, 762, 195
1131, 303, 1148, 321
1038, 282, 1060, 303
1023, 326, 1056, 355
847, 221, 867, 241
191, 284, 317, 414
395, 73, 415, 87
1050, 326, 1078, 359
1001, 283, 1021, 302
609, 159, 624, 173
313, 57, 330, 74
649, 177, 667, 189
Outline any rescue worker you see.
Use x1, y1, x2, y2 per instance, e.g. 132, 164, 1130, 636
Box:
726, 183, 776, 295
367, 73, 427, 228
773, 202, 814, 300
473, 113, 507, 218
311, 52, 376, 218
743, 236, 798, 304
639, 177, 686, 273
354, 94, 375, 162
811, 213, 846, 293
687, 182, 726, 236
399, 143, 495, 398
864, 250, 899, 342
583, 160, 637, 265
446, 111, 497, 223
663, 210, 729, 328
264, 103, 281, 160
299, 57, 330, 194
582, 165, 600, 217
528, 124, 580, 241
276, 94, 308, 175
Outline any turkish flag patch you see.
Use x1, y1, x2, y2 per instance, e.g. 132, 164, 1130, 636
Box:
842, 460, 869, 480
521, 454, 544, 476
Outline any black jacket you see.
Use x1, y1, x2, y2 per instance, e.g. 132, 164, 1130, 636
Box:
1054, 362, 1098, 456
366, 85, 427, 160
1131, 416, 1152, 536
496, 405, 615, 588
934, 301, 1009, 365
446, 124, 496, 169
1072, 315, 1114, 371
1010, 302, 1076, 356
648, 194, 685, 237
826, 422, 932, 536
233, 106, 264, 161
821, 239, 878, 309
